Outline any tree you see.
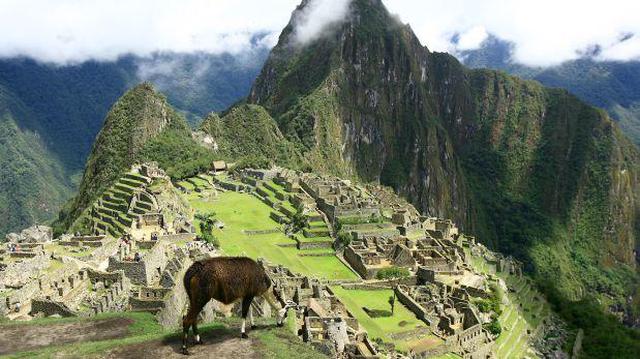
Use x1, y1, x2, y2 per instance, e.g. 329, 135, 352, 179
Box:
290, 209, 308, 233
336, 231, 353, 250
195, 211, 219, 246
388, 294, 396, 315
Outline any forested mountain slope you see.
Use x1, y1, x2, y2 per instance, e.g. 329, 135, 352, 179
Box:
244, 0, 639, 353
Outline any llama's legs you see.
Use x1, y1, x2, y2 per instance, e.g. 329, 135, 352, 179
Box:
182, 296, 207, 354
249, 305, 257, 329
192, 298, 208, 345
182, 307, 198, 354
240, 295, 254, 339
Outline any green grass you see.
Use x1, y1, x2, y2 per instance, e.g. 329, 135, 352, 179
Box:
177, 180, 195, 191
254, 322, 327, 359
330, 287, 442, 352
2, 312, 164, 358
2, 313, 326, 359
185, 190, 357, 280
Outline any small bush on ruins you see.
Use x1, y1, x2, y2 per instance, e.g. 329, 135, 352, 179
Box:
376, 266, 410, 280
484, 317, 502, 336
336, 231, 353, 249
196, 212, 219, 247
290, 210, 308, 233
488, 283, 503, 315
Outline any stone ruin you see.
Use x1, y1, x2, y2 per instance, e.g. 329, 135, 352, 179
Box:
395, 281, 495, 358
4, 225, 53, 244
264, 262, 379, 358
344, 220, 466, 280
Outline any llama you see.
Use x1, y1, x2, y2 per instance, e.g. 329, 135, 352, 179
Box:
181, 256, 272, 355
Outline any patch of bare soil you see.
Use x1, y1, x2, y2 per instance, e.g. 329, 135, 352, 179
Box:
102, 327, 261, 359
0, 317, 134, 355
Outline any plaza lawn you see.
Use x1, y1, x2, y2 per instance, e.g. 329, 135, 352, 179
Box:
186, 190, 357, 281
331, 287, 442, 352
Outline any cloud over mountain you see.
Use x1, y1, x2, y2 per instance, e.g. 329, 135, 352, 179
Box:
291, 0, 352, 45
1, 0, 639, 66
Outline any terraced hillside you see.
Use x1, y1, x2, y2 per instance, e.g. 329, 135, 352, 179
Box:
178, 173, 358, 280
254, 179, 334, 250
71, 171, 156, 237
466, 247, 553, 358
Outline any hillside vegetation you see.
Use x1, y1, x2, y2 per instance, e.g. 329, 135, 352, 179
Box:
461, 36, 640, 147
244, 0, 640, 355
200, 104, 303, 169
0, 86, 72, 236
0, 51, 266, 238
56, 83, 215, 234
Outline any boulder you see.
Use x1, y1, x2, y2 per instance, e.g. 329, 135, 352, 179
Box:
6, 225, 53, 243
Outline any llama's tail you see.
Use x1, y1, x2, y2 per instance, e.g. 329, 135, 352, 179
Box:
183, 260, 205, 300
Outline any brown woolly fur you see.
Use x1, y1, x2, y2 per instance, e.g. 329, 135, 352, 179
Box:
183, 257, 271, 305
181, 256, 271, 354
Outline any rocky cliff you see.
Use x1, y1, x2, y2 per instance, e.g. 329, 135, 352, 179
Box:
247, 0, 639, 318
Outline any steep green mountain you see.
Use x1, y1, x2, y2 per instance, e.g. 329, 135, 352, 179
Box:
0, 50, 267, 237
244, 0, 639, 355
56, 83, 215, 234
0, 85, 72, 234
200, 104, 303, 168
460, 35, 640, 146
137, 50, 269, 124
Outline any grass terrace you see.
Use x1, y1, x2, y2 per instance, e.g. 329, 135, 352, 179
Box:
71, 171, 153, 237
331, 287, 442, 353
183, 188, 357, 280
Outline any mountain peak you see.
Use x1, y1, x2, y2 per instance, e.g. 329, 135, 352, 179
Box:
56, 82, 188, 232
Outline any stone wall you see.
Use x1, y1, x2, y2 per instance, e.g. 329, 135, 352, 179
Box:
4, 280, 40, 312
107, 257, 147, 285
343, 247, 369, 279
31, 299, 76, 317
1, 253, 50, 288
297, 240, 334, 250
395, 287, 429, 324
159, 233, 196, 242
109, 241, 172, 286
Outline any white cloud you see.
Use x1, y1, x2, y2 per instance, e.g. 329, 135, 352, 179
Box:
456, 26, 489, 51
384, 0, 640, 66
0, 0, 301, 64
291, 0, 352, 45
0, 0, 639, 66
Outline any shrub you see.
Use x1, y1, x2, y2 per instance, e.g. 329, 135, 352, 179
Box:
196, 211, 219, 247
336, 231, 353, 249
484, 318, 502, 336
376, 266, 410, 280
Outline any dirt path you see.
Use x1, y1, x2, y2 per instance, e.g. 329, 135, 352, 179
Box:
101, 327, 261, 359
0, 318, 133, 355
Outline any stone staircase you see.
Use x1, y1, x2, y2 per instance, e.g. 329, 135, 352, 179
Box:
79, 171, 156, 238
